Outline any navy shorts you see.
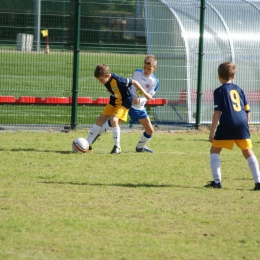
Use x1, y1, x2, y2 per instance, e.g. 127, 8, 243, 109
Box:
128, 107, 148, 122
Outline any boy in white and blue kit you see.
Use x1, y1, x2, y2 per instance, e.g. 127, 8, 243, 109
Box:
92, 55, 159, 153
128, 54, 159, 153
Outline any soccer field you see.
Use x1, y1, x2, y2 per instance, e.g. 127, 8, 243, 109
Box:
1, 130, 260, 259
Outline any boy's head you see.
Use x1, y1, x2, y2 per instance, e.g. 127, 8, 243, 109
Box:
218, 62, 237, 81
143, 55, 157, 76
94, 64, 111, 84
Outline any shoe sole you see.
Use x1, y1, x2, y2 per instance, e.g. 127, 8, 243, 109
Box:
136, 149, 154, 153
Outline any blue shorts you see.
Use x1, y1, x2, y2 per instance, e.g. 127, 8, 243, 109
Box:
128, 107, 148, 122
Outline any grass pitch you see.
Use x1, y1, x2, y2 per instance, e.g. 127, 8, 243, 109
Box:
0, 130, 260, 260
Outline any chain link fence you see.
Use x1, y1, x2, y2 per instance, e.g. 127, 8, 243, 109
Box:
0, 0, 259, 131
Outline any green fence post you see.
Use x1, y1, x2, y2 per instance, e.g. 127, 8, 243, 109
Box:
196, 0, 206, 129
62, 1, 66, 51
71, 0, 81, 130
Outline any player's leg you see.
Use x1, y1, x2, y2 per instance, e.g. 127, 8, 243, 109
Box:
109, 115, 121, 154
87, 114, 110, 145
242, 148, 260, 190
99, 118, 122, 136
205, 140, 234, 189
136, 117, 154, 153
99, 120, 112, 135
109, 106, 128, 154
205, 146, 222, 188
88, 104, 114, 150
91, 118, 123, 148
89, 119, 112, 147
236, 139, 260, 189
128, 107, 154, 153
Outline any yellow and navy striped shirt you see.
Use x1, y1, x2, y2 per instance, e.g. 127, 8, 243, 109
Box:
104, 73, 133, 109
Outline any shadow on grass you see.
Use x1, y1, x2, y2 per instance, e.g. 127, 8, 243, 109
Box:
39, 181, 201, 189
0, 148, 71, 154
0, 148, 147, 155
39, 181, 256, 190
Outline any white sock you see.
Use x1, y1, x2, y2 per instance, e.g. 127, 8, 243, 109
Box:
247, 155, 260, 183
136, 132, 152, 149
112, 126, 120, 148
87, 124, 101, 145
210, 153, 221, 183
99, 120, 112, 135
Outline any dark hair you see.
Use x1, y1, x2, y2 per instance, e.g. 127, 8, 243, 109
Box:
218, 62, 237, 81
94, 64, 110, 78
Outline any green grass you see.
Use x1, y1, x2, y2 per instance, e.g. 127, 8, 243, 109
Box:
1, 130, 260, 259
0, 50, 144, 98
0, 50, 146, 126
0, 104, 144, 126
0, 105, 104, 125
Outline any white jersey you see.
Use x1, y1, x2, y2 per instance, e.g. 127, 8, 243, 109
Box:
130, 69, 159, 110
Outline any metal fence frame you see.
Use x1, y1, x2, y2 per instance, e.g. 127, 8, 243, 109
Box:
0, 0, 260, 131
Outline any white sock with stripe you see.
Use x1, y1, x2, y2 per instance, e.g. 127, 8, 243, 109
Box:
87, 124, 101, 145
112, 125, 120, 148
247, 155, 260, 183
210, 153, 221, 183
136, 132, 152, 149
99, 120, 112, 135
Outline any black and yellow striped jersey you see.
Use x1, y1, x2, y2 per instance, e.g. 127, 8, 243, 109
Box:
104, 73, 133, 109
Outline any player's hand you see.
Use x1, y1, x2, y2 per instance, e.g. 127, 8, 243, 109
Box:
209, 133, 214, 142
145, 93, 153, 101
132, 97, 139, 104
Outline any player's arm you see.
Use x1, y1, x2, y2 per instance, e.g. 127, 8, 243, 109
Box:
132, 81, 158, 104
133, 93, 155, 104
132, 97, 141, 104
209, 110, 221, 142
132, 79, 153, 101
244, 103, 250, 123
246, 111, 250, 123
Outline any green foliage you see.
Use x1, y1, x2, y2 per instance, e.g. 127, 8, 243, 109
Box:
1, 0, 144, 46
1, 130, 260, 259
0, 0, 33, 12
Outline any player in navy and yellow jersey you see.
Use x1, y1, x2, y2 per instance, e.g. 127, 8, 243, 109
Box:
86, 64, 153, 154
96, 55, 159, 153
205, 62, 260, 190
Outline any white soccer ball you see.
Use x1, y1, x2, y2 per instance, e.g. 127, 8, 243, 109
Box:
72, 138, 89, 153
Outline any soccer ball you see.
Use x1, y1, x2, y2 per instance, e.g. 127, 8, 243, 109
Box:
72, 138, 89, 153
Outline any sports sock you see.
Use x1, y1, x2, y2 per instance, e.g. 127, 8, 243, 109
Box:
136, 132, 152, 149
87, 124, 101, 145
247, 155, 260, 183
99, 120, 112, 135
210, 153, 221, 183
112, 125, 120, 148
